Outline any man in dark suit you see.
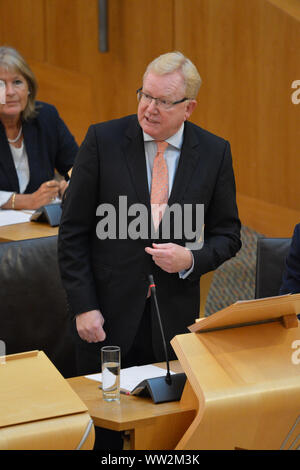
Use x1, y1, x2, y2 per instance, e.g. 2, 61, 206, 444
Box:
280, 223, 300, 296
58, 52, 241, 447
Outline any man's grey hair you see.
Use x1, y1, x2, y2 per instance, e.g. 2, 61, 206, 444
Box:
143, 51, 202, 99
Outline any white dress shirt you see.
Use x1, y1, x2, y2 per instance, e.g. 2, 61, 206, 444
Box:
143, 124, 194, 278
143, 123, 184, 196
0, 141, 30, 207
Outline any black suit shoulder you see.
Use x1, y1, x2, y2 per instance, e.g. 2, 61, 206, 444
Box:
184, 120, 229, 148
88, 115, 228, 150
183, 121, 232, 175
90, 114, 138, 140
29, 101, 61, 124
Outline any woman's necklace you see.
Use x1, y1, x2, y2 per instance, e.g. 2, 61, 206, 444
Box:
7, 126, 23, 144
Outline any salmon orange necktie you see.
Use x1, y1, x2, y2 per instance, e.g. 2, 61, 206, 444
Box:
150, 141, 169, 231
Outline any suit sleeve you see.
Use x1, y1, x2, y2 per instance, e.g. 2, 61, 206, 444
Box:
188, 140, 241, 280
279, 224, 300, 295
52, 106, 78, 178
58, 125, 100, 316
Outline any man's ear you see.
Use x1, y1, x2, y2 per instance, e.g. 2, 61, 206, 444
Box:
184, 100, 197, 120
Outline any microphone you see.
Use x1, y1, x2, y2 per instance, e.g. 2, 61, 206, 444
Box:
148, 274, 172, 385
131, 274, 186, 404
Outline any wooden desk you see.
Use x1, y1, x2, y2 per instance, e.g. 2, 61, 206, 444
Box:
68, 361, 197, 450
0, 221, 58, 242
0, 351, 95, 450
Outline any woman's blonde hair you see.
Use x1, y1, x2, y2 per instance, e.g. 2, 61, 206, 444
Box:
0, 46, 38, 120
143, 51, 202, 99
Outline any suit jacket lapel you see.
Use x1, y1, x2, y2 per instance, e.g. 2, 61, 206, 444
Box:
22, 120, 40, 193
0, 123, 20, 192
122, 118, 202, 211
122, 116, 150, 209
168, 121, 201, 206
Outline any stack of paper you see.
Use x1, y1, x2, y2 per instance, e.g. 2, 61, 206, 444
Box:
85, 364, 174, 394
0, 210, 32, 227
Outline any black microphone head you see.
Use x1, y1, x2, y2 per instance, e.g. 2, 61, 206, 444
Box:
148, 274, 154, 284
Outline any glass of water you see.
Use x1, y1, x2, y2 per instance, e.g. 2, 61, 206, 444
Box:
101, 346, 121, 402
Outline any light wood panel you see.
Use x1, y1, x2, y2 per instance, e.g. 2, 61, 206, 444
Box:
0, 0, 45, 60
0, 221, 58, 243
68, 361, 196, 450
0, 0, 173, 132
1, 0, 299, 237
174, 0, 300, 234
172, 313, 300, 449
45, 0, 174, 122
267, 0, 300, 21
0, 351, 94, 450
237, 192, 300, 237
28, 60, 93, 144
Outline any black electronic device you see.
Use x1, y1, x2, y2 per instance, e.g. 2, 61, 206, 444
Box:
30, 203, 62, 227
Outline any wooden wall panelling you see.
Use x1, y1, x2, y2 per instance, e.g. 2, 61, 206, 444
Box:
0, 0, 46, 61
174, 0, 259, 200
45, 0, 174, 125
28, 60, 93, 145
237, 193, 300, 238
0, 0, 174, 143
174, 0, 300, 236
254, 2, 300, 209
1, 0, 299, 236
267, 0, 300, 21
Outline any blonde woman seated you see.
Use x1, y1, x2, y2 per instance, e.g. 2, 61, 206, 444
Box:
0, 46, 78, 210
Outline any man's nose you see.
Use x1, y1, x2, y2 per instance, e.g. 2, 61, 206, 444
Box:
147, 98, 159, 112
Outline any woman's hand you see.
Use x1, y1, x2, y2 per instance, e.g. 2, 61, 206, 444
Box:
29, 180, 60, 209
2, 180, 60, 210
58, 180, 68, 199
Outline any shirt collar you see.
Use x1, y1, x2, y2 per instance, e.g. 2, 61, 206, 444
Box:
143, 123, 184, 149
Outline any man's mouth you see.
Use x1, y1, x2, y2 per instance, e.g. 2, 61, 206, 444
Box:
145, 116, 159, 124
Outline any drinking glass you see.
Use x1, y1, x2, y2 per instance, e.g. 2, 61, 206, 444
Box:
101, 346, 120, 402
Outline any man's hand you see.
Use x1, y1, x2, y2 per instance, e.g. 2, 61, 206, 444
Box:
145, 243, 193, 273
76, 310, 106, 343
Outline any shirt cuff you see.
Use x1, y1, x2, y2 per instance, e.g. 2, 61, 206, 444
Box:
0, 191, 14, 208
179, 250, 195, 279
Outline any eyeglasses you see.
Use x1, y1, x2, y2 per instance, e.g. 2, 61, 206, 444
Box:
136, 88, 189, 110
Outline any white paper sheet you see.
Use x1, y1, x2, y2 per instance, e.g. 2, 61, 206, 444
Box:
0, 210, 32, 227
85, 364, 174, 393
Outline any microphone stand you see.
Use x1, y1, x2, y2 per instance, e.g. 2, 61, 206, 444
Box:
131, 275, 186, 404
148, 275, 172, 385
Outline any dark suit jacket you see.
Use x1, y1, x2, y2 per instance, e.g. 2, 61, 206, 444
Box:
280, 223, 300, 295
58, 114, 241, 360
0, 101, 78, 193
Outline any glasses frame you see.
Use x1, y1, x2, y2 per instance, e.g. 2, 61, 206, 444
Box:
136, 87, 189, 109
